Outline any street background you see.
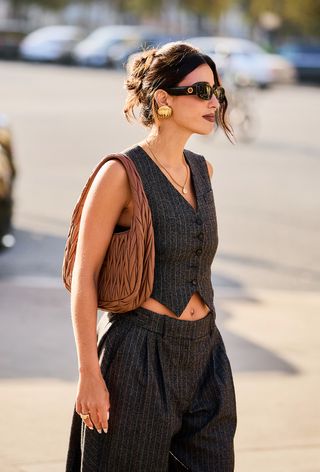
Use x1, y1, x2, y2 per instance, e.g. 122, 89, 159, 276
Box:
0, 58, 319, 471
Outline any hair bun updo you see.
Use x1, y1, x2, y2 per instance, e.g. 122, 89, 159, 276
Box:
124, 49, 158, 123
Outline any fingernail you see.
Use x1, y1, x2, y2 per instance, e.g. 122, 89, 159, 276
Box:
97, 429, 102, 434
107, 411, 110, 420
103, 428, 108, 434
88, 426, 94, 430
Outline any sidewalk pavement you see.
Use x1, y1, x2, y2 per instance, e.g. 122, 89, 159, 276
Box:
0, 288, 319, 471
218, 289, 320, 472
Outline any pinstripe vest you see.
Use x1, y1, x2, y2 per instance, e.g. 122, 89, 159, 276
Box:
123, 144, 218, 318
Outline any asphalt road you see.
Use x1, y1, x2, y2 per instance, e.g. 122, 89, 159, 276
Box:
0, 61, 319, 471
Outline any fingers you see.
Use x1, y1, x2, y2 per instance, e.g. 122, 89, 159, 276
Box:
82, 413, 94, 431
98, 407, 110, 434
91, 405, 110, 433
76, 404, 110, 434
87, 409, 102, 433
76, 405, 94, 430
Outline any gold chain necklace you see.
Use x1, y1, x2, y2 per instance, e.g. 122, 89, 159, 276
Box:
145, 140, 189, 194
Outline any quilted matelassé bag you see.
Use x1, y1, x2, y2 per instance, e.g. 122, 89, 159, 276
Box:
62, 153, 155, 313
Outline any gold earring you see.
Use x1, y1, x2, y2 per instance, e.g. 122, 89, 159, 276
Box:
157, 105, 173, 118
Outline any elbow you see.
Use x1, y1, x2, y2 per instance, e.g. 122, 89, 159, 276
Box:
71, 263, 99, 294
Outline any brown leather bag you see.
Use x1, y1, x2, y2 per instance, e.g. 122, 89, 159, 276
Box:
62, 153, 155, 313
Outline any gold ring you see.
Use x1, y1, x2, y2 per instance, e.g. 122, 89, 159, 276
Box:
80, 412, 90, 420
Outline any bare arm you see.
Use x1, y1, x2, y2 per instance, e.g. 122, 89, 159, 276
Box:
70, 158, 131, 432
205, 159, 214, 179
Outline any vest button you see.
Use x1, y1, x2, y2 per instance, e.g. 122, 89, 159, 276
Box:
197, 232, 204, 240
196, 248, 202, 256
191, 279, 197, 285
195, 217, 202, 225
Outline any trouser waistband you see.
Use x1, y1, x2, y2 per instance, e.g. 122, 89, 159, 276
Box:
110, 306, 216, 340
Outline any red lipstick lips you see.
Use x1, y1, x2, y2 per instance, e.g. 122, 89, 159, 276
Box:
203, 114, 215, 122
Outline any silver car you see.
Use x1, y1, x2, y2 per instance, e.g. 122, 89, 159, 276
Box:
72, 25, 156, 67
19, 25, 86, 63
186, 36, 296, 88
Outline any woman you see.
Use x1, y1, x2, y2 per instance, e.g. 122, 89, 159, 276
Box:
65, 41, 237, 471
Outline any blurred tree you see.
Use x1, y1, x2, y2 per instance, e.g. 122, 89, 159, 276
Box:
284, 0, 320, 37
238, 0, 320, 37
9, 0, 319, 38
8, 0, 70, 18
182, 0, 233, 32
9, 0, 68, 12
120, 0, 162, 14
106, 0, 232, 17
183, 0, 232, 17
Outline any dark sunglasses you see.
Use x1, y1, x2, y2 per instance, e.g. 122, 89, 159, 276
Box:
164, 82, 225, 103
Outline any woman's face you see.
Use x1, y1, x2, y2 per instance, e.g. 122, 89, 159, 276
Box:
166, 63, 220, 136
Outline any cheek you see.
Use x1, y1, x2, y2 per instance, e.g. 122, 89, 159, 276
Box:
173, 98, 203, 123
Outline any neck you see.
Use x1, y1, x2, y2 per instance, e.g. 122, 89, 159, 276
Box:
143, 126, 191, 167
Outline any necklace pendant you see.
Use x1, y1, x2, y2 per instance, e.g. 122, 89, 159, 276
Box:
182, 187, 188, 194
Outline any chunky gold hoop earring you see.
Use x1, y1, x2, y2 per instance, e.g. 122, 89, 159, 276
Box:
157, 105, 173, 119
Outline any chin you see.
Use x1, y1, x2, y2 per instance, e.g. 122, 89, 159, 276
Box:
195, 118, 216, 135
201, 128, 216, 136
192, 124, 216, 136
182, 120, 216, 136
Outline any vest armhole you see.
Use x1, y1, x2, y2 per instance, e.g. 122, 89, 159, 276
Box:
198, 153, 213, 188
185, 149, 212, 189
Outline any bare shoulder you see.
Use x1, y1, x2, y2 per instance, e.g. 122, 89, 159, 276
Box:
89, 158, 131, 207
94, 158, 130, 190
205, 159, 214, 179
75, 158, 132, 280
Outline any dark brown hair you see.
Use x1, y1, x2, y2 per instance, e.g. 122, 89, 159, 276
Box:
124, 41, 233, 142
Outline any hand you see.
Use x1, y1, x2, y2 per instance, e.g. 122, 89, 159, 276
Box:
75, 371, 110, 433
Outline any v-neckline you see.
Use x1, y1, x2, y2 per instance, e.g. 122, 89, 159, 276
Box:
137, 145, 199, 213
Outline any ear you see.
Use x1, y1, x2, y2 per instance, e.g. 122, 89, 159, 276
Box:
154, 89, 172, 108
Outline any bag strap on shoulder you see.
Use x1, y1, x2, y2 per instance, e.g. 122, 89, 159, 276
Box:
62, 152, 151, 292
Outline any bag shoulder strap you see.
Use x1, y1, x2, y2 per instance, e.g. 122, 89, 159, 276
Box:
62, 152, 152, 291
74, 153, 142, 213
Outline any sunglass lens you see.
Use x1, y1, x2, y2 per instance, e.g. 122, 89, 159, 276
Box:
194, 83, 225, 101
213, 86, 225, 103
196, 83, 211, 100
203, 84, 212, 100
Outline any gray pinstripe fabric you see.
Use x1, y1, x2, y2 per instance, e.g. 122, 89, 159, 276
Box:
65, 145, 237, 470
65, 307, 237, 471
122, 145, 218, 318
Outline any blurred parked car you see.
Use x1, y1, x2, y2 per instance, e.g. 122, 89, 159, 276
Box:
277, 42, 320, 83
0, 20, 29, 59
186, 36, 296, 88
72, 25, 164, 68
0, 114, 16, 249
108, 33, 182, 69
19, 25, 86, 64
110, 32, 182, 69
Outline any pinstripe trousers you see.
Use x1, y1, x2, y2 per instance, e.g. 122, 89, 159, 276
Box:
65, 306, 237, 472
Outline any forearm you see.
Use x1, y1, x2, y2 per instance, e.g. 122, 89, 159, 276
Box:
70, 274, 101, 376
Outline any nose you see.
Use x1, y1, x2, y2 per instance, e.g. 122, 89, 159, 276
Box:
209, 93, 220, 110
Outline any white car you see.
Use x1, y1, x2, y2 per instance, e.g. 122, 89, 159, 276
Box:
19, 25, 86, 63
186, 36, 296, 88
72, 25, 149, 67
